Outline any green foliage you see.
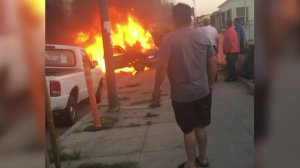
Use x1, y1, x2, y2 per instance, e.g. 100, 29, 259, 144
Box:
130, 99, 152, 105
128, 123, 142, 127
125, 83, 141, 88
47, 146, 81, 163
144, 112, 159, 118
118, 96, 130, 101
149, 100, 161, 108
100, 116, 119, 129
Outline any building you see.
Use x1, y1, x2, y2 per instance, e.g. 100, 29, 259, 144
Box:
210, 11, 223, 33
211, 0, 254, 45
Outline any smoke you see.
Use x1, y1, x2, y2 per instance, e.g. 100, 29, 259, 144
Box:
46, 0, 173, 45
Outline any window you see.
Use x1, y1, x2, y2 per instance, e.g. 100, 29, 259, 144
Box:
235, 7, 249, 25
236, 7, 249, 17
234, 17, 248, 26
226, 9, 232, 21
221, 13, 226, 29
46, 49, 76, 67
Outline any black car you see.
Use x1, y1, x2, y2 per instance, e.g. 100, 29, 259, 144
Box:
112, 45, 158, 72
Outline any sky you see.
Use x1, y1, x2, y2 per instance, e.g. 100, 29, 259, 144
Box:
172, 0, 226, 16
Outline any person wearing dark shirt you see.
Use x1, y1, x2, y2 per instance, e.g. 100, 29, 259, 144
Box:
152, 3, 218, 168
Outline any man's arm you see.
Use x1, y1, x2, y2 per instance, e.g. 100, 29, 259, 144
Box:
152, 62, 167, 100
215, 35, 220, 55
207, 46, 218, 90
214, 29, 220, 50
216, 36, 220, 49
152, 35, 170, 100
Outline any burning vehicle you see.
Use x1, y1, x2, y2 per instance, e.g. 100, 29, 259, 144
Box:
112, 45, 158, 72
74, 12, 159, 74
45, 0, 175, 75
46, 0, 172, 74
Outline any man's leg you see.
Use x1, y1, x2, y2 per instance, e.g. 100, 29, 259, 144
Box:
172, 100, 197, 168
227, 53, 238, 80
184, 130, 197, 168
226, 54, 234, 79
232, 53, 238, 79
226, 54, 230, 79
195, 126, 209, 164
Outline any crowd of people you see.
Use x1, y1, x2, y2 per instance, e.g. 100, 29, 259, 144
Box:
197, 17, 253, 82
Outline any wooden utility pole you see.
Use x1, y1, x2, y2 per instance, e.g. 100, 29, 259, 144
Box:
193, 0, 196, 17
99, 0, 119, 111
244, 0, 247, 25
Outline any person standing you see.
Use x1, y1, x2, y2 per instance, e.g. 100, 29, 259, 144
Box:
234, 19, 247, 76
152, 3, 218, 168
223, 20, 239, 81
198, 18, 219, 81
198, 18, 219, 55
234, 19, 246, 54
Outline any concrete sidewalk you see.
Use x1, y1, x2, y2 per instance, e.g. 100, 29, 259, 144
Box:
55, 70, 254, 168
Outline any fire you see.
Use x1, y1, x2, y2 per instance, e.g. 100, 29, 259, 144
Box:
22, 0, 45, 16
75, 14, 157, 74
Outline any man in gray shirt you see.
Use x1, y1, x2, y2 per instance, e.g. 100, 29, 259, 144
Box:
152, 3, 218, 168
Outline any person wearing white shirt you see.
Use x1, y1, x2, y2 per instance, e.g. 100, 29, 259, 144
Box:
198, 18, 219, 81
197, 18, 219, 55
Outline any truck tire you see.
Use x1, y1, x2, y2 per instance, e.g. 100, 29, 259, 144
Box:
96, 79, 103, 104
65, 94, 78, 125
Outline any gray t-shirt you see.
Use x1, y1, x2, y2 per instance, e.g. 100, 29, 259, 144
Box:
158, 27, 215, 102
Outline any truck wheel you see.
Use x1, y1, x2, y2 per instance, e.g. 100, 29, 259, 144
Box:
96, 79, 103, 104
65, 95, 77, 125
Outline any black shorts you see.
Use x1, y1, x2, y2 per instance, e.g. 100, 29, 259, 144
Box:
172, 93, 212, 134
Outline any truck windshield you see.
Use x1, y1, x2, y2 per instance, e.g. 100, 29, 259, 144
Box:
46, 49, 76, 67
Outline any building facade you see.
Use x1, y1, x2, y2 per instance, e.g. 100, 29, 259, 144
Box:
211, 0, 254, 45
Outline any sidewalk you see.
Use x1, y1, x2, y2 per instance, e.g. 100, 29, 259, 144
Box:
55, 70, 254, 168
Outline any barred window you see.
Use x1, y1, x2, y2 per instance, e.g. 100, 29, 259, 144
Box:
236, 7, 249, 17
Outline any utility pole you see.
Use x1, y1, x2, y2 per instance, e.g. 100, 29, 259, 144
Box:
193, 0, 196, 17
99, 0, 119, 111
192, 0, 196, 28
244, 0, 247, 26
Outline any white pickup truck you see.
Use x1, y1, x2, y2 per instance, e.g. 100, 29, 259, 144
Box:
46, 44, 103, 125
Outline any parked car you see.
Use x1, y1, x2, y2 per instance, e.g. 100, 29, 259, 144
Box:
45, 44, 103, 125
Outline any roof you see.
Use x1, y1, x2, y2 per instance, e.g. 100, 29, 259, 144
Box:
198, 14, 211, 19
218, 0, 230, 9
212, 10, 222, 15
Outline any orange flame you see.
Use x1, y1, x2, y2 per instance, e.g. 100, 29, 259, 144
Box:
75, 14, 157, 74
